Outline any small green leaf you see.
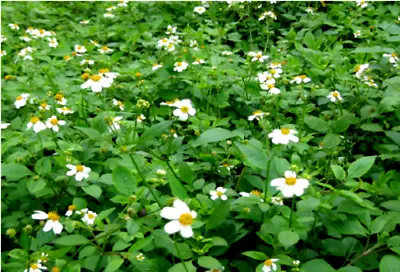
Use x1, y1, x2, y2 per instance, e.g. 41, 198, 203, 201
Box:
53, 235, 89, 246
302, 259, 335, 272
179, 162, 195, 184
304, 115, 329, 133
331, 165, 346, 181
235, 142, 269, 170
193, 128, 235, 146
104, 257, 124, 272
197, 256, 223, 269
380, 255, 400, 272
169, 261, 196, 272
347, 156, 376, 180
278, 230, 299, 248
242, 251, 267, 261
360, 123, 383, 132
167, 171, 188, 199
1, 163, 33, 181
112, 165, 137, 195
206, 201, 230, 231
82, 185, 102, 199
137, 120, 174, 146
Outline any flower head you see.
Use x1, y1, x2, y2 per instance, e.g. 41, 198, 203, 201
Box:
112, 99, 125, 110
383, 52, 398, 64
80, 20, 90, 24
210, 187, 228, 201
99, 46, 113, 54
160, 199, 197, 238
48, 38, 58, 48
173, 61, 189, 72
24, 262, 46, 272
194, 6, 206, 14
66, 164, 91, 181
356, 0, 368, 8
248, 51, 269, 63
354, 30, 361, 38
173, 99, 196, 121
268, 128, 299, 145
271, 171, 309, 198
248, 110, 264, 121
136, 253, 145, 262
81, 74, 113, 92
74, 45, 86, 54
82, 210, 97, 225
27, 117, 47, 133
65, 205, 76, 217
9, 23, 19, 30
327, 90, 343, 102
192, 58, 205, 65
108, 116, 123, 132
57, 107, 74, 115
32, 210, 63, 234
271, 197, 283, 206
166, 25, 177, 35
354, 64, 369, 78
46, 115, 66, 132
262, 258, 279, 272
152, 63, 163, 71
290, 75, 311, 84
14, 93, 30, 108
137, 114, 146, 123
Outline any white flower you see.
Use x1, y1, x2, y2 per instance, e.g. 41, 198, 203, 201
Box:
260, 82, 280, 94
271, 197, 283, 206
90, 40, 100, 47
269, 62, 282, 69
106, 6, 117, 11
355, 63, 369, 78
257, 72, 275, 83
46, 115, 66, 132
57, 107, 74, 115
306, 7, 314, 14
137, 114, 146, 123
104, 12, 115, 18
24, 262, 46, 272
383, 53, 398, 64
80, 59, 94, 65
190, 40, 199, 50
136, 253, 145, 262
354, 30, 361, 38
79, 19, 90, 24
194, 6, 206, 14
169, 35, 182, 44
27, 117, 47, 133
118, 0, 129, 7
173, 99, 196, 121
166, 25, 177, 35
157, 38, 170, 48
364, 77, 378, 88
1, 123, 10, 129
32, 210, 63, 234
152, 63, 163, 71
74, 45, 86, 54
113, 99, 125, 110
9, 23, 19, 30
239, 190, 262, 198
20, 35, 32, 42
99, 45, 113, 54
173, 61, 189, 72
14, 93, 30, 108
66, 164, 91, 181
259, 11, 277, 21
98, 68, 119, 79
65, 205, 76, 217
0, 50, 6, 57
221, 50, 232, 56
166, 43, 176, 52
327, 90, 343, 102
1, 34, 7, 43
108, 116, 123, 132
18, 47, 34, 60
293, 260, 300, 266
38, 252, 49, 264
160, 199, 197, 238
356, 0, 368, 8
160, 99, 180, 107
290, 75, 311, 84
81, 74, 113, 93
32, 29, 52, 38
262, 259, 279, 272
248, 110, 264, 121
76, 208, 88, 215
271, 171, 309, 198
268, 128, 299, 145
48, 38, 58, 48
54, 93, 67, 105
192, 58, 205, 65
82, 211, 97, 225
248, 51, 269, 62
210, 187, 228, 201
38, 102, 51, 111
269, 68, 283, 78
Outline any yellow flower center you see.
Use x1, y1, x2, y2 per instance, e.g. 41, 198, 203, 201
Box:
30, 263, 39, 269
217, 191, 224, 197
391, 53, 398, 57
81, 73, 89, 79
300, 75, 307, 79
50, 118, 58, 125
40, 102, 47, 108
181, 106, 189, 113
91, 75, 102, 82
137, 115, 143, 120
61, 107, 70, 111
270, 69, 276, 75
162, 38, 168, 43
72, 51, 77, 56
52, 266, 60, 272
264, 259, 273, 266
177, 62, 183, 67
285, 177, 297, 185
253, 110, 263, 115
168, 43, 174, 48
251, 190, 261, 196
256, 53, 262, 59
30, 117, 39, 124
40, 29, 45, 34
14, 24, 19, 28
179, 213, 193, 226
48, 211, 60, 221
354, 65, 361, 72
267, 83, 274, 89
166, 100, 174, 105
99, 68, 110, 74
271, 62, 280, 66
332, 92, 339, 97
76, 165, 84, 172
88, 213, 95, 219
101, 46, 109, 51
55, 93, 63, 101
135, 72, 141, 77
68, 205, 76, 211
281, 128, 290, 135
64, 55, 70, 61
16, 95, 23, 101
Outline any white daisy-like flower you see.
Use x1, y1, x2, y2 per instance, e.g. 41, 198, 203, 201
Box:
75, 208, 88, 215
383, 52, 398, 64
194, 6, 206, 14
210, 187, 228, 201
98, 68, 119, 79
38, 252, 49, 264
190, 40, 199, 50
239, 190, 263, 200
192, 58, 205, 65
48, 37, 58, 48
160, 199, 197, 238
306, 7, 314, 14
38, 102, 51, 111
20, 35, 32, 42
248, 110, 264, 121
269, 62, 282, 69
268, 128, 299, 145
24, 262, 46, 272
32, 210, 63, 234
221, 50, 233, 56
152, 63, 163, 71
269, 68, 283, 78
57, 107, 74, 115
169, 35, 182, 44
34, 29, 53, 38
160, 99, 180, 107
74, 45, 86, 54
137, 114, 146, 123
80, 59, 94, 65
66, 164, 91, 181
18, 47, 34, 60
104, 12, 115, 18
14, 93, 30, 108
327, 90, 343, 102
248, 51, 269, 63
65, 205, 76, 217
271, 197, 283, 206
290, 75, 311, 84
166, 43, 176, 52
118, 0, 129, 7
54, 93, 67, 105
262, 258, 279, 272
0, 50, 6, 57
108, 116, 123, 132
173, 61, 189, 72
106, 6, 117, 11
99, 45, 114, 54
46, 115, 66, 132
173, 99, 196, 121
364, 77, 378, 88
27, 117, 47, 133
166, 25, 177, 35
257, 72, 275, 83
112, 99, 125, 110
354, 63, 369, 78
81, 74, 113, 93
136, 253, 145, 262
354, 30, 361, 38
259, 11, 277, 21
260, 82, 281, 94
90, 40, 100, 47
79, 19, 90, 24
157, 38, 170, 48
82, 210, 97, 225
1, 123, 10, 129
271, 171, 309, 198
9, 23, 19, 30
356, 0, 368, 8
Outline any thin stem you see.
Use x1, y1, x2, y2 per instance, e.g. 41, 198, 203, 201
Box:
150, 151, 183, 183
173, 235, 189, 272
81, 93, 89, 126
50, 129, 61, 149
289, 197, 296, 228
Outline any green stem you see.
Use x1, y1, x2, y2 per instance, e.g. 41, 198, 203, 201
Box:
174, 235, 189, 272
81, 93, 89, 126
150, 151, 183, 183
289, 197, 296, 228
50, 130, 61, 149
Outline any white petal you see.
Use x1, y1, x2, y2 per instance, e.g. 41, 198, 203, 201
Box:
75, 172, 84, 181
43, 220, 54, 232
32, 211, 48, 220
173, 199, 190, 213
191, 211, 197, 219
284, 171, 296, 178
220, 195, 228, 201
180, 226, 193, 238
91, 82, 102, 93
296, 178, 309, 189
164, 220, 181, 234
289, 135, 299, 143
160, 207, 180, 220
83, 167, 91, 173
239, 192, 250, 197
188, 108, 196, 116
81, 80, 92, 89
66, 169, 76, 176
211, 195, 218, 200
270, 178, 285, 187
52, 221, 63, 234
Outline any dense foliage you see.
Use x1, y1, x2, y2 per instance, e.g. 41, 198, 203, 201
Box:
1, 1, 400, 272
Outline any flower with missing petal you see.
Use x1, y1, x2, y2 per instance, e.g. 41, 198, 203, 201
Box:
32, 210, 63, 234
327, 90, 343, 102
24, 262, 46, 272
108, 116, 123, 132
14, 93, 30, 108
248, 51, 269, 63
82, 210, 97, 225
248, 110, 264, 121
57, 107, 74, 115
152, 63, 163, 71
137, 114, 146, 123
262, 258, 279, 272
79, 20, 90, 24
166, 25, 177, 35
173, 99, 196, 121
210, 187, 228, 201
354, 63, 369, 78
9, 23, 19, 30
65, 205, 76, 217
192, 58, 205, 65
112, 99, 125, 110
99, 45, 113, 54
81, 74, 113, 92
160, 199, 197, 238
271, 171, 309, 197
160, 99, 180, 107
290, 75, 311, 84
66, 164, 91, 181
1, 123, 10, 129
74, 45, 86, 54
356, 0, 368, 8
383, 52, 398, 64
48, 38, 58, 48
268, 128, 299, 145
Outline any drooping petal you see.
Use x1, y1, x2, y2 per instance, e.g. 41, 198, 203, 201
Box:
52, 221, 63, 234
164, 220, 181, 234
66, 169, 76, 176
32, 211, 48, 220
160, 207, 180, 220
91, 82, 102, 93
190, 211, 197, 219
81, 80, 92, 89
42, 220, 54, 232
221, 195, 228, 201
188, 107, 196, 116
180, 226, 193, 238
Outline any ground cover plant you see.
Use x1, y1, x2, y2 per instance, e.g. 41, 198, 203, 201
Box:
1, 1, 400, 271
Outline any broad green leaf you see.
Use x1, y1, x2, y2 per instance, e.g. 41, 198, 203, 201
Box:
385, 131, 400, 146
380, 255, 400, 272
169, 261, 196, 272
82, 185, 102, 199
352, 46, 393, 53
112, 165, 137, 195
53, 235, 89, 246
302, 259, 335, 272
370, 214, 391, 234
381, 200, 400, 212
347, 156, 376, 180
167, 171, 188, 199
304, 115, 329, 133
331, 165, 346, 181
1, 163, 33, 181
360, 123, 384, 132
27, 179, 47, 194
235, 142, 269, 170
206, 201, 230, 231
192, 128, 235, 146
179, 162, 195, 184
278, 230, 299, 249
104, 257, 124, 272
137, 120, 174, 146
297, 197, 320, 212
242, 251, 267, 261
197, 256, 223, 269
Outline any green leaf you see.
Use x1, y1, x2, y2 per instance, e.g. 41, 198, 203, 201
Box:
304, 115, 329, 133
278, 230, 300, 249
27, 179, 47, 194
331, 165, 346, 181
1, 163, 33, 181
197, 256, 223, 269
112, 165, 137, 195
370, 214, 391, 234
297, 197, 321, 212
302, 259, 335, 272
206, 201, 230, 231
347, 156, 376, 180
53, 235, 89, 246
380, 255, 400, 272
337, 267, 363, 272
381, 200, 400, 212
104, 257, 124, 272
235, 142, 269, 170
360, 123, 384, 132
167, 171, 188, 199
192, 128, 235, 146
75, 127, 103, 140
323, 133, 342, 149
169, 261, 196, 272
137, 120, 174, 146
242, 251, 267, 261
179, 162, 195, 184
82, 185, 102, 199
129, 237, 153, 252
385, 131, 400, 146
